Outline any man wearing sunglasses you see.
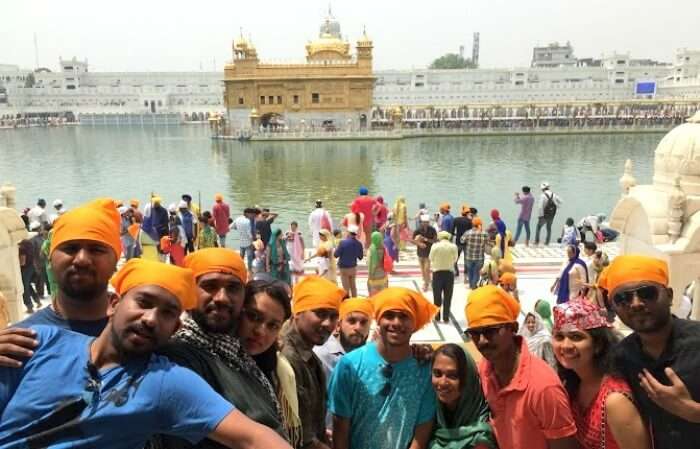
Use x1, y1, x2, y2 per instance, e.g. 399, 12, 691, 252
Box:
328, 287, 438, 449
281, 275, 346, 449
465, 285, 578, 449
604, 255, 700, 449
151, 248, 289, 448
0, 258, 291, 449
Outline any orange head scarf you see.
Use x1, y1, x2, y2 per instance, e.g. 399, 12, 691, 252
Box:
110, 258, 197, 310
598, 254, 669, 294
50, 198, 121, 259
466, 285, 520, 329
372, 287, 438, 331
339, 297, 374, 321
184, 248, 247, 284
499, 272, 517, 287
292, 275, 346, 315
472, 217, 483, 229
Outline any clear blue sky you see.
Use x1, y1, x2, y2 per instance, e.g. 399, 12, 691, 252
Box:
3, 0, 699, 72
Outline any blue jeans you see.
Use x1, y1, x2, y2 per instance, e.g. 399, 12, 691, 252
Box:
240, 245, 254, 270
465, 259, 483, 289
514, 218, 531, 243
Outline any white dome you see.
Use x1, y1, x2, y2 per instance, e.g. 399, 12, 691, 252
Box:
653, 111, 700, 195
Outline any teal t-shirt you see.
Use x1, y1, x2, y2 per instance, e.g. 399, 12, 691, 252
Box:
0, 325, 234, 448
328, 341, 436, 449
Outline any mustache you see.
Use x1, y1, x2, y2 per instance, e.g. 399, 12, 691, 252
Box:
205, 302, 234, 313
126, 323, 156, 341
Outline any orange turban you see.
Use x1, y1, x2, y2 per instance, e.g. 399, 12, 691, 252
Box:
339, 297, 374, 320
50, 198, 121, 259
372, 287, 438, 331
292, 275, 345, 314
472, 217, 483, 228
461, 204, 470, 216
499, 272, 517, 287
110, 258, 197, 310
184, 248, 247, 284
214, 193, 224, 201
440, 202, 451, 211
466, 285, 520, 329
598, 254, 669, 294
130, 199, 140, 208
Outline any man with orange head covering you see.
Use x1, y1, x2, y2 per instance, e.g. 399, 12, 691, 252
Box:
280, 275, 345, 449
4, 199, 121, 348
465, 285, 577, 449
452, 203, 473, 277
314, 297, 374, 381
329, 287, 438, 449
605, 255, 700, 449
0, 258, 291, 449
154, 247, 291, 446
212, 193, 230, 248
461, 215, 489, 289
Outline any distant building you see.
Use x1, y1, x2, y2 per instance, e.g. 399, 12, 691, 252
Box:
531, 42, 576, 68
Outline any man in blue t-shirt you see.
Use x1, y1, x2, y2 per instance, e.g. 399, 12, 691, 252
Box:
328, 287, 438, 449
0, 258, 290, 449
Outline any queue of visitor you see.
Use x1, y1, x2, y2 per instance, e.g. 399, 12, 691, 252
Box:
2, 189, 699, 449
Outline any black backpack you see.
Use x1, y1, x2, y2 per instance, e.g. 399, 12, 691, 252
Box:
543, 192, 557, 218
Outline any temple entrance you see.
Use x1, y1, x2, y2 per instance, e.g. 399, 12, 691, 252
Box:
260, 113, 285, 129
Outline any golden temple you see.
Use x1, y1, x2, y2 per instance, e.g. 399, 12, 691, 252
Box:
223, 11, 374, 130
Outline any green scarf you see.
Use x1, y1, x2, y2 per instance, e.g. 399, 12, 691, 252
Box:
535, 299, 553, 332
268, 228, 288, 263
368, 231, 383, 275
429, 347, 497, 449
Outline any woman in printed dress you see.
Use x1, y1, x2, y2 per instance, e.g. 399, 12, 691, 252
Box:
552, 298, 650, 449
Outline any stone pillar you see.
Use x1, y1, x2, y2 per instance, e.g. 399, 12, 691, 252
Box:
692, 280, 700, 321
0, 208, 29, 324
0, 183, 17, 209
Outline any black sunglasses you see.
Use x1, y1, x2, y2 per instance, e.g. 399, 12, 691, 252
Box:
465, 324, 508, 341
379, 363, 393, 396
612, 285, 660, 307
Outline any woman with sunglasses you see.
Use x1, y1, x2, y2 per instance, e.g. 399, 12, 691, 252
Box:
429, 343, 496, 449
237, 280, 302, 448
552, 298, 650, 449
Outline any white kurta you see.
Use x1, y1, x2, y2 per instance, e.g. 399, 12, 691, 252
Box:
308, 208, 332, 247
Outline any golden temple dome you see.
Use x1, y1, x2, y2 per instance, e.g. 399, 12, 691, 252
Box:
357, 28, 372, 46
306, 33, 351, 60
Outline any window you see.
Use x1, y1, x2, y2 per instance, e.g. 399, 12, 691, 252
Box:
268, 96, 274, 104
66, 85, 76, 90
277, 95, 282, 104
293, 95, 299, 104
260, 96, 265, 104
312, 93, 320, 103
238, 97, 244, 105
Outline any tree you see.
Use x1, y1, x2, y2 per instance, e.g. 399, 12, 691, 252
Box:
429, 53, 477, 69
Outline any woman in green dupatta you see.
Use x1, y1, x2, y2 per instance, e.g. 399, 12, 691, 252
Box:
366, 231, 388, 295
266, 228, 291, 285
534, 299, 554, 332
430, 343, 497, 449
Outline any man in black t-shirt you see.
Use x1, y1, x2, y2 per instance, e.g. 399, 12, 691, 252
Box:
452, 205, 473, 278
412, 215, 437, 292
255, 208, 278, 248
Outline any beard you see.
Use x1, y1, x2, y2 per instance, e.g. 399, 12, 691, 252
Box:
191, 306, 238, 334
339, 330, 368, 352
59, 272, 106, 303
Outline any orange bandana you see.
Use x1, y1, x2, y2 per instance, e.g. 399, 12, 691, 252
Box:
110, 258, 197, 310
184, 248, 248, 284
292, 275, 345, 314
372, 287, 438, 331
339, 297, 374, 321
50, 198, 121, 259
466, 285, 520, 329
598, 254, 668, 294
499, 272, 517, 287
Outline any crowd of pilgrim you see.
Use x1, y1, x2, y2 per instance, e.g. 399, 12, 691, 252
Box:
1, 197, 699, 449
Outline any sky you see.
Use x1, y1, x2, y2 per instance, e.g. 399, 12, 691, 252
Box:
2, 0, 699, 73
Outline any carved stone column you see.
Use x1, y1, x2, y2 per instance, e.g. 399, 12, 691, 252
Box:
619, 159, 637, 197
667, 176, 687, 243
0, 208, 29, 323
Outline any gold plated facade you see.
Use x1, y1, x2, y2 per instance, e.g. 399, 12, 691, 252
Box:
223, 21, 374, 128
